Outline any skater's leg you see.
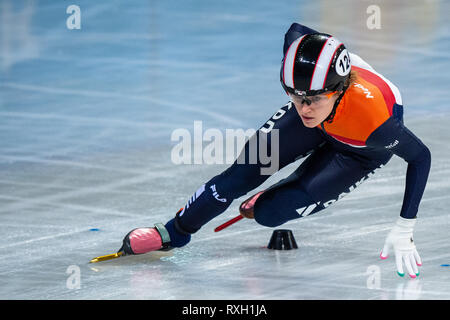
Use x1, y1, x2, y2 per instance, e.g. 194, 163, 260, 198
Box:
170, 102, 326, 240
121, 102, 325, 254
253, 144, 392, 227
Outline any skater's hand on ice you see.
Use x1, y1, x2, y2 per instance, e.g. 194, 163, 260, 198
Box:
380, 217, 422, 278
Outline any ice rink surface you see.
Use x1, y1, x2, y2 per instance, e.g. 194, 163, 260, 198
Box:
0, 0, 449, 300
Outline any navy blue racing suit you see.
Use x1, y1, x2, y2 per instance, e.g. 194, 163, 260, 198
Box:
164, 23, 431, 247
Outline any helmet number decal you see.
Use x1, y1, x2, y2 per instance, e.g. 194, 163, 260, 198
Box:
336, 49, 351, 76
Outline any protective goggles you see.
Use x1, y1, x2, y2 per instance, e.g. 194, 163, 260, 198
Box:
289, 91, 337, 106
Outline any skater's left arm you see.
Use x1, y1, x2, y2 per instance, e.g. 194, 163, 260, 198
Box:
367, 115, 431, 219
367, 114, 431, 278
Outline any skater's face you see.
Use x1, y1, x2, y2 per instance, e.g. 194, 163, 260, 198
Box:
290, 92, 339, 128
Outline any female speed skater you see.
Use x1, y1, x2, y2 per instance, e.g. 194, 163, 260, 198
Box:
118, 23, 431, 279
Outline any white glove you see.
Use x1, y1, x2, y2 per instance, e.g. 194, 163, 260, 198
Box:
380, 217, 422, 278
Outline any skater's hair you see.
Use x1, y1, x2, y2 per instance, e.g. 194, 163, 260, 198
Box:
346, 69, 358, 88
328, 69, 357, 99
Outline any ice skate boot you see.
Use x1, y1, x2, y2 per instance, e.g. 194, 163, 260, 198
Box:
119, 223, 172, 255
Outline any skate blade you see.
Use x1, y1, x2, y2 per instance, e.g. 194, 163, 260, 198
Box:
90, 251, 124, 263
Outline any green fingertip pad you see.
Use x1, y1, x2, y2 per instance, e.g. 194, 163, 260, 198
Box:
415, 272, 420, 277
397, 272, 405, 277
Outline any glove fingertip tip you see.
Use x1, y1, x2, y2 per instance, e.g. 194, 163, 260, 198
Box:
380, 253, 388, 260
397, 272, 405, 277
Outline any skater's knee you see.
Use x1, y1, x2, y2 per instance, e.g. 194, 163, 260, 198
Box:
253, 201, 287, 227
254, 212, 285, 228
253, 187, 319, 227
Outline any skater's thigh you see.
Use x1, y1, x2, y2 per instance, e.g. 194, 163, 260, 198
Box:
295, 144, 384, 205
254, 144, 386, 226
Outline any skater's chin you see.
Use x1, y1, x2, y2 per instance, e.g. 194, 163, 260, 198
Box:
300, 115, 319, 127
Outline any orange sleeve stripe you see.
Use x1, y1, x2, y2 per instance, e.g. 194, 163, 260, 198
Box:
353, 66, 395, 115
